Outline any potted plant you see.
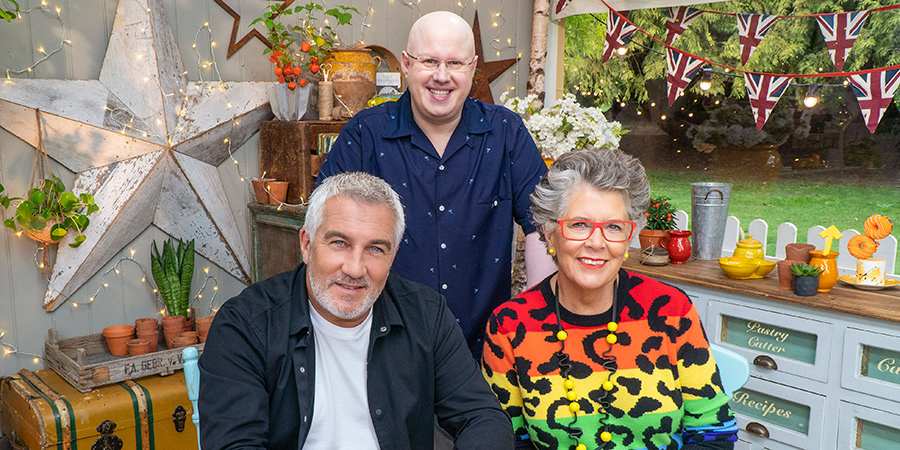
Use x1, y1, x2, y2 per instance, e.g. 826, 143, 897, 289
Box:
789, 263, 823, 296
150, 238, 195, 321
0, 175, 99, 249
640, 196, 677, 250
252, 1, 359, 120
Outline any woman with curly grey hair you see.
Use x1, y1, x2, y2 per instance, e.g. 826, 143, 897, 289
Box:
483, 149, 737, 450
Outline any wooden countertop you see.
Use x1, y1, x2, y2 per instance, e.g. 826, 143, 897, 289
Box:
622, 257, 900, 324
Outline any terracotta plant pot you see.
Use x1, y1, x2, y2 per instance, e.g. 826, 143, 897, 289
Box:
162, 315, 185, 349
195, 315, 215, 338
265, 180, 289, 205
180, 331, 199, 340
102, 325, 135, 356
182, 316, 195, 332
127, 338, 152, 356
776, 260, 803, 290
639, 229, 670, 250
251, 178, 275, 203
136, 329, 160, 353
784, 243, 815, 264
199, 335, 207, 344
793, 275, 819, 296
171, 336, 198, 348
134, 318, 158, 332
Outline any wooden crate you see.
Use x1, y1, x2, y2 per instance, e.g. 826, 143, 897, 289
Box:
43, 328, 203, 393
259, 120, 346, 204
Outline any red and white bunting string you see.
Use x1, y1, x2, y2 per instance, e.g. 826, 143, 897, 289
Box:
849, 68, 900, 133
744, 73, 792, 129
737, 14, 779, 65
816, 11, 869, 72
665, 6, 703, 45
601, 10, 638, 63
666, 48, 704, 106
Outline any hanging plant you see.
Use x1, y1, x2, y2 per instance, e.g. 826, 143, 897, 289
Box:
0, 176, 98, 248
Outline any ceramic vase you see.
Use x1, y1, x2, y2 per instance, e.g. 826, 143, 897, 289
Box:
639, 229, 670, 250
784, 243, 815, 264
666, 230, 692, 264
102, 325, 135, 356
793, 275, 819, 296
127, 338, 152, 356
776, 260, 802, 290
734, 239, 764, 259
808, 250, 839, 293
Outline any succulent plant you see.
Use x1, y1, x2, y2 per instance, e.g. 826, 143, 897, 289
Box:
789, 263, 823, 277
150, 238, 195, 319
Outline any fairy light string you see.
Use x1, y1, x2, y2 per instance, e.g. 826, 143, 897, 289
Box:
2, 0, 71, 80
0, 331, 44, 365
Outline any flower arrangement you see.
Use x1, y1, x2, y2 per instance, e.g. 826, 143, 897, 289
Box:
687, 100, 810, 153
501, 92, 625, 160
644, 196, 678, 231
252, 2, 359, 90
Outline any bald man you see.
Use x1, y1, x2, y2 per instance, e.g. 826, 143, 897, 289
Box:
318, 11, 551, 359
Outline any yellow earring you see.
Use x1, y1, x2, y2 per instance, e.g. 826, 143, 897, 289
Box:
548, 248, 555, 254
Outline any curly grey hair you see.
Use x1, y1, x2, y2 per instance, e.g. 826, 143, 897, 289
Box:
305, 172, 406, 245
530, 148, 650, 243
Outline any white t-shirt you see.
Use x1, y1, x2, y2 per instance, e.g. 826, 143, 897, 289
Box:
303, 302, 380, 449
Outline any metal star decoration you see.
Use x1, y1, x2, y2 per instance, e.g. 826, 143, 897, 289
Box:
0, 0, 273, 310
469, 10, 520, 104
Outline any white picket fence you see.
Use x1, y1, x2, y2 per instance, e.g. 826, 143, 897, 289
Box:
630, 210, 900, 278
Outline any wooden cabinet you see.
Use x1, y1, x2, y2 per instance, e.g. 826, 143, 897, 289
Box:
622, 258, 900, 450
248, 203, 306, 282
259, 120, 346, 204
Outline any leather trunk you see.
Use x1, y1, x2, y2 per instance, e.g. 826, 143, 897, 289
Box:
0, 369, 198, 450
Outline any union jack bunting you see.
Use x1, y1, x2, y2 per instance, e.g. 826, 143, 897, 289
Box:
665, 7, 703, 45
555, 0, 573, 14
816, 11, 869, 72
602, 10, 638, 63
737, 14, 779, 65
744, 73, 792, 130
849, 68, 900, 133
666, 49, 704, 106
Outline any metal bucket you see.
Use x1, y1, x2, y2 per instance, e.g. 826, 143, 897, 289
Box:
691, 182, 732, 260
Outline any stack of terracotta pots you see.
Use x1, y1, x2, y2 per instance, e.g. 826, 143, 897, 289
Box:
102, 325, 135, 356
195, 315, 215, 343
134, 318, 160, 353
162, 315, 186, 349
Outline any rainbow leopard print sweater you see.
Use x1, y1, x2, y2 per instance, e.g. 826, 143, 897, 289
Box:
482, 269, 737, 449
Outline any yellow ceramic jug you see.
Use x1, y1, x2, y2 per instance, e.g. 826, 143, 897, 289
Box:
734, 236, 764, 260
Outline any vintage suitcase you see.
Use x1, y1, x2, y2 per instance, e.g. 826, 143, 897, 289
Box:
0, 369, 198, 450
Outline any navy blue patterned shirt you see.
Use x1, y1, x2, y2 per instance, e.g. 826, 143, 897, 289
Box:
318, 92, 546, 356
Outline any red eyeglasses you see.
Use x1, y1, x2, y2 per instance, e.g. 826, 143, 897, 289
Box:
557, 220, 637, 242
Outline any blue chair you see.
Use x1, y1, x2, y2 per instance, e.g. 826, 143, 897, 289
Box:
710, 343, 750, 397
183, 346, 201, 449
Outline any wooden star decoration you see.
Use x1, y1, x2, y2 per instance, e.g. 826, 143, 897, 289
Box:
469, 10, 519, 104
214, 0, 294, 58
0, 0, 273, 310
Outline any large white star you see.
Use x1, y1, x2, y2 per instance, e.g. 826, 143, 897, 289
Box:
0, 0, 273, 310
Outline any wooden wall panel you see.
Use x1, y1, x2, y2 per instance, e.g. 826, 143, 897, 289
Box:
0, 0, 532, 434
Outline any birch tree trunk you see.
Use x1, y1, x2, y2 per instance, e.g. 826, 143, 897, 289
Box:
528, 0, 550, 108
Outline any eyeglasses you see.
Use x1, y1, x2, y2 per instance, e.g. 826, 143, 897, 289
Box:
406, 53, 474, 72
557, 220, 637, 242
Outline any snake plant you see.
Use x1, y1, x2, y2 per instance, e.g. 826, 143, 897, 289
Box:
150, 238, 195, 319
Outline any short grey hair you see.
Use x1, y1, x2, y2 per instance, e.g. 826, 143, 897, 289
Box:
305, 172, 406, 245
530, 149, 650, 241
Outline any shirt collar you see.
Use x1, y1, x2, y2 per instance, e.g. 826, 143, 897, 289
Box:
383, 92, 492, 139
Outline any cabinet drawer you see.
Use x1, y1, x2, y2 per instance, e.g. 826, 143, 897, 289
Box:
842, 328, 900, 403
838, 401, 900, 449
731, 377, 825, 449
707, 300, 832, 383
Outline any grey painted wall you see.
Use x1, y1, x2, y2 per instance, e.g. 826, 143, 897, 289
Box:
0, 0, 533, 431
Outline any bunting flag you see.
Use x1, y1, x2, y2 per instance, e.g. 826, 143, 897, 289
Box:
602, 10, 638, 63
666, 48, 704, 106
555, 0, 573, 14
737, 14, 779, 65
816, 11, 869, 72
849, 68, 900, 133
665, 7, 703, 45
744, 73, 792, 129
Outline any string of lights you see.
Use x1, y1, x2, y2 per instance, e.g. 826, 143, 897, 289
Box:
2, 0, 71, 80
0, 331, 44, 365
356, 0, 375, 45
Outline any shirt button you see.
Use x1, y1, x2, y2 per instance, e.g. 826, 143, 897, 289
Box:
441, 243, 447, 249
439, 205, 445, 212
375, 409, 383, 416
380, 326, 387, 332
439, 164, 445, 170
299, 367, 305, 373
442, 284, 448, 290
493, 200, 498, 207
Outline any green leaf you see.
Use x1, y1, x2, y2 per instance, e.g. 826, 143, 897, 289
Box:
29, 189, 45, 206
59, 191, 78, 209
29, 215, 47, 231
152, 242, 173, 313
73, 215, 89, 231
3, 218, 15, 230
87, 204, 99, 215
79, 193, 95, 205
68, 234, 85, 248
180, 239, 195, 313
16, 201, 34, 222
50, 224, 67, 240
53, 176, 65, 193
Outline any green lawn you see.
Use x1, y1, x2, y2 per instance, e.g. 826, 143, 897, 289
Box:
646, 171, 900, 269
